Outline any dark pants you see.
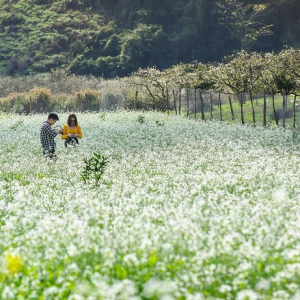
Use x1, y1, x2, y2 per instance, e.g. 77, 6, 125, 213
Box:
43, 148, 56, 159
65, 137, 79, 148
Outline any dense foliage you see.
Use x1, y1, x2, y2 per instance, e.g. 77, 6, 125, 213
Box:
0, 0, 300, 77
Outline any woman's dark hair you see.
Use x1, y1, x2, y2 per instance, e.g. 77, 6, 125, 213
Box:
67, 114, 78, 126
48, 113, 59, 120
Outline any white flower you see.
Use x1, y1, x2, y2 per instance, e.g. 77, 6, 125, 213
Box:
273, 189, 287, 203
291, 290, 300, 300
67, 243, 78, 257
67, 294, 85, 300
161, 295, 175, 300
43, 286, 59, 297
236, 289, 259, 300
272, 290, 290, 299
143, 277, 177, 298
219, 284, 232, 293
186, 293, 205, 300
1, 286, 15, 299
255, 278, 270, 290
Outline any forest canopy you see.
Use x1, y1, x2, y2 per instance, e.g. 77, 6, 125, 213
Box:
0, 0, 300, 78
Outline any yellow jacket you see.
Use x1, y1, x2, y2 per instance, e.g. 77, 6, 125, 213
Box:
61, 124, 82, 139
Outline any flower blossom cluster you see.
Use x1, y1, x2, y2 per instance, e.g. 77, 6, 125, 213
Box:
0, 111, 300, 299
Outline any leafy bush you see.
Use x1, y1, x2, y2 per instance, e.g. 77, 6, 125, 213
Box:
137, 114, 145, 124
0, 93, 28, 113
52, 93, 77, 112
0, 88, 100, 114
0, 88, 55, 114
77, 89, 101, 112
28, 87, 53, 113
81, 152, 108, 185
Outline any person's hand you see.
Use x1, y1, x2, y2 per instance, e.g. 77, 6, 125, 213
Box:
58, 128, 64, 134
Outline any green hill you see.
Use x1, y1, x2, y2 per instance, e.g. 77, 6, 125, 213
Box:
1, 0, 300, 78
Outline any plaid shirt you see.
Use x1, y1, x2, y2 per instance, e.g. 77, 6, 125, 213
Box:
40, 121, 57, 151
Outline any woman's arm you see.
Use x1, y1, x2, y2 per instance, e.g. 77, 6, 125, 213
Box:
77, 125, 83, 138
61, 125, 68, 139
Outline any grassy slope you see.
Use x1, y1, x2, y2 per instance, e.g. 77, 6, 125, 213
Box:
195, 94, 299, 129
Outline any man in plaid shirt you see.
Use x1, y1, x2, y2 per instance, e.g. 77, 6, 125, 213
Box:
40, 113, 64, 159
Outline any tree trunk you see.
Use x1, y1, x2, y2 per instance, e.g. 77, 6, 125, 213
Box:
194, 89, 197, 119
263, 91, 267, 127
29, 96, 32, 114
210, 93, 213, 119
172, 89, 177, 115
166, 87, 169, 115
186, 88, 189, 118
199, 89, 205, 120
240, 93, 244, 125
272, 92, 278, 125
77, 94, 81, 112
282, 92, 286, 128
219, 92, 222, 121
249, 91, 256, 125
293, 94, 296, 129
179, 88, 182, 115
228, 95, 234, 120
134, 90, 138, 111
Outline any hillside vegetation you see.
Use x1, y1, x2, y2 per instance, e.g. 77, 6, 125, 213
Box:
1, 48, 300, 131
1, 0, 300, 77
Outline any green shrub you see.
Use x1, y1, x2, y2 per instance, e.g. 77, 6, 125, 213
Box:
137, 114, 145, 124
28, 87, 53, 113
77, 89, 101, 111
0, 89, 101, 114
81, 152, 109, 186
52, 93, 77, 112
0, 93, 28, 113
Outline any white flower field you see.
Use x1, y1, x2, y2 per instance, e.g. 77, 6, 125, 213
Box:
1, 111, 300, 300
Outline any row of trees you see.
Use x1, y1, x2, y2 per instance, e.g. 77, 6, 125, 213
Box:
1, 48, 300, 128
120, 48, 300, 127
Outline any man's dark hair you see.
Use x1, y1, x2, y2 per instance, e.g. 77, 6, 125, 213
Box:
47, 113, 59, 121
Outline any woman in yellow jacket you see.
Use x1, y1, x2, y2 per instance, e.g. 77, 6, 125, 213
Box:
61, 114, 83, 147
